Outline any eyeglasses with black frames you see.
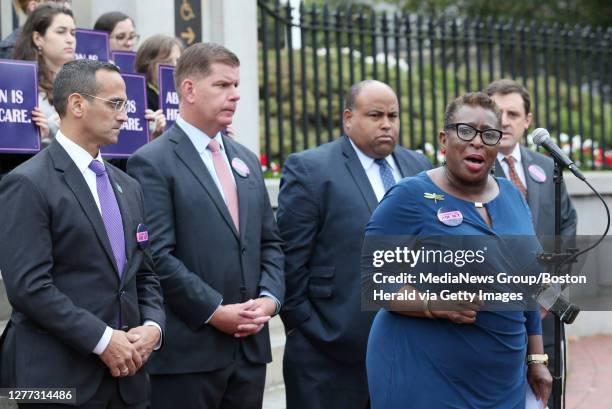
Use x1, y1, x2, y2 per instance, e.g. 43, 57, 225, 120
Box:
444, 123, 502, 146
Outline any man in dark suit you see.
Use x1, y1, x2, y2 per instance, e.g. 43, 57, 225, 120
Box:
486, 79, 577, 409
277, 80, 432, 409
0, 59, 165, 408
127, 43, 284, 409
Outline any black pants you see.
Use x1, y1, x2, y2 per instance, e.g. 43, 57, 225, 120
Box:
283, 330, 370, 409
150, 349, 266, 409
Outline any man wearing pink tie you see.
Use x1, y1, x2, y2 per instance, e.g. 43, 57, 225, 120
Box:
127, 43, 284, 409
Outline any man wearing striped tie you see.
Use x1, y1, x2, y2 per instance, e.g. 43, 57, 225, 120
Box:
487, 79, 577, 409
277, 80, 431, 409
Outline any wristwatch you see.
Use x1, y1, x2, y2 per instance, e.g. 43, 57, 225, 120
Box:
526, 354, 549, 365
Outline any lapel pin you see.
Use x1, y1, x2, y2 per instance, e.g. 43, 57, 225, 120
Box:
528, 164, 547, 183
116, 183, 123, 194
231, 157, 250, 178
136, 223, 149, 249
424, 192, 445, 203
437, 207, 463, 227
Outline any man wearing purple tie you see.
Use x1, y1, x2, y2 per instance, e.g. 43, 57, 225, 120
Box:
127, 43, 284, 409
0, 59, 165, 408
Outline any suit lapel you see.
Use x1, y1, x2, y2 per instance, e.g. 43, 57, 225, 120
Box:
341, 136, 378, 213
494, 158, 506, 179
49, 142, 120, 277
171, 126, 239, 239
222, 136, 249, 242
520, 147, 542, 226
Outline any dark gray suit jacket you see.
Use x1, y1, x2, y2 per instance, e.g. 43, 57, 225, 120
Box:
495, 146, 577, 348
495, 146, 577, 241
0, 141, 165, 405
127, 123, 284, 374
277, 135, 432, 363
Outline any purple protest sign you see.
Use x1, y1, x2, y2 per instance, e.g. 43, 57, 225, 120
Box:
0, 59, 40, 153
111, 51, 136, 73
158, 64, 178, 129
101, 74, 149, 158
75, 29, 109, 62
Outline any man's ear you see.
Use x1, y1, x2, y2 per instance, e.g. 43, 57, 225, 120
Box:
180, 78, 195, 104
343, 109, 352, 132
67, 93, 85, 118
525, 111, 533, 130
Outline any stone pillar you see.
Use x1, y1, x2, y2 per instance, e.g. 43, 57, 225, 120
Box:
202, 0, 260, 156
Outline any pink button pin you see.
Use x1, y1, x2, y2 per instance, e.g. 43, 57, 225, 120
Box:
528, 164, 547, 183
231, 157, 250, 178
437, 207, 463, 227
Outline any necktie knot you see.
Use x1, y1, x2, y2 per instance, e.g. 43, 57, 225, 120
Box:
89, 159, 106, 176
374, 158, 388, 169
208, 139, 221, 153
504, 156, 516, 166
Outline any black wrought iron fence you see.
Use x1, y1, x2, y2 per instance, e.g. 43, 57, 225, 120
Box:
258, 0, 612, 169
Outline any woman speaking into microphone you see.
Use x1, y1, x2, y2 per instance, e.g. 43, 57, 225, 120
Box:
364, 92, 552, 409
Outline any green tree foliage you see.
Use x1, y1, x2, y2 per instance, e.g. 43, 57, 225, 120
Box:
380, 0, 611, 28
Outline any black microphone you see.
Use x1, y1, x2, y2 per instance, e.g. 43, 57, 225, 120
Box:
532, 128, 585, 181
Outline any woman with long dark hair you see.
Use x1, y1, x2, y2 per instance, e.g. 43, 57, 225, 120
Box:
13, 3, 75, 142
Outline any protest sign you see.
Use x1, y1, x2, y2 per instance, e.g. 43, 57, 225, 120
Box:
101, 74, 149, 158
0, 59, 40, 153
158, 64, 178, 129
75, 29, 109, 61
111, 51, 136, 73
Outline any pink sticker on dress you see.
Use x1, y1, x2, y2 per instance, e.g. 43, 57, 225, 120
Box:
437, 207, 463, 227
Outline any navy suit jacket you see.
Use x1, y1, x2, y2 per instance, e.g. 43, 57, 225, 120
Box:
0, 141, 165, 405
127, 123, 284, 374
277, 135, 432, 363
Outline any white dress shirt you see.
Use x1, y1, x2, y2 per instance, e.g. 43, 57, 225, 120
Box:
497, 143, 527, 188
174, 116, 281, 321
176, 115, 235, 203
349, 137, 401, 202
55, 131, 162, 355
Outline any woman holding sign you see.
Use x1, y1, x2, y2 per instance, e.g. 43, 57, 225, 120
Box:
364, 93, 552, 408
13, 3, 75, 142
134, 34, 182, 138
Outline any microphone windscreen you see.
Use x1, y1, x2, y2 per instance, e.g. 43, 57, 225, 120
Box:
532, 128, 550, 145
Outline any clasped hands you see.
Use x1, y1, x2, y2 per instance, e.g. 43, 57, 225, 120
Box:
99, 325, 161, 378
209, 297, 276, 338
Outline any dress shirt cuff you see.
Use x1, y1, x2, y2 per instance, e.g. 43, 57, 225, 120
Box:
93, 326, 113, 355
205, 299, 224, 324
143, 320, 163, 350
260, 290, 281, 315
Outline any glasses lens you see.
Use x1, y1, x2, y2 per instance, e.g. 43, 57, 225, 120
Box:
482, 130, 501, 145
116, 100, 127, 112
456, 124, 476, 141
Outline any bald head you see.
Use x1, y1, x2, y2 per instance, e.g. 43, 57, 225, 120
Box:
343, 81, 399, 159
344, 80, 397, 111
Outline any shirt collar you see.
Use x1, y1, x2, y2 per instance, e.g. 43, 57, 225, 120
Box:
55, 130, 103, 174
175, 115, 224, 155
497, 142, 522, 164
348, 136, 394, 170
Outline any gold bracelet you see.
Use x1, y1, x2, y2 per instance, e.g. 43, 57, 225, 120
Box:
423, 297, 435, 319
